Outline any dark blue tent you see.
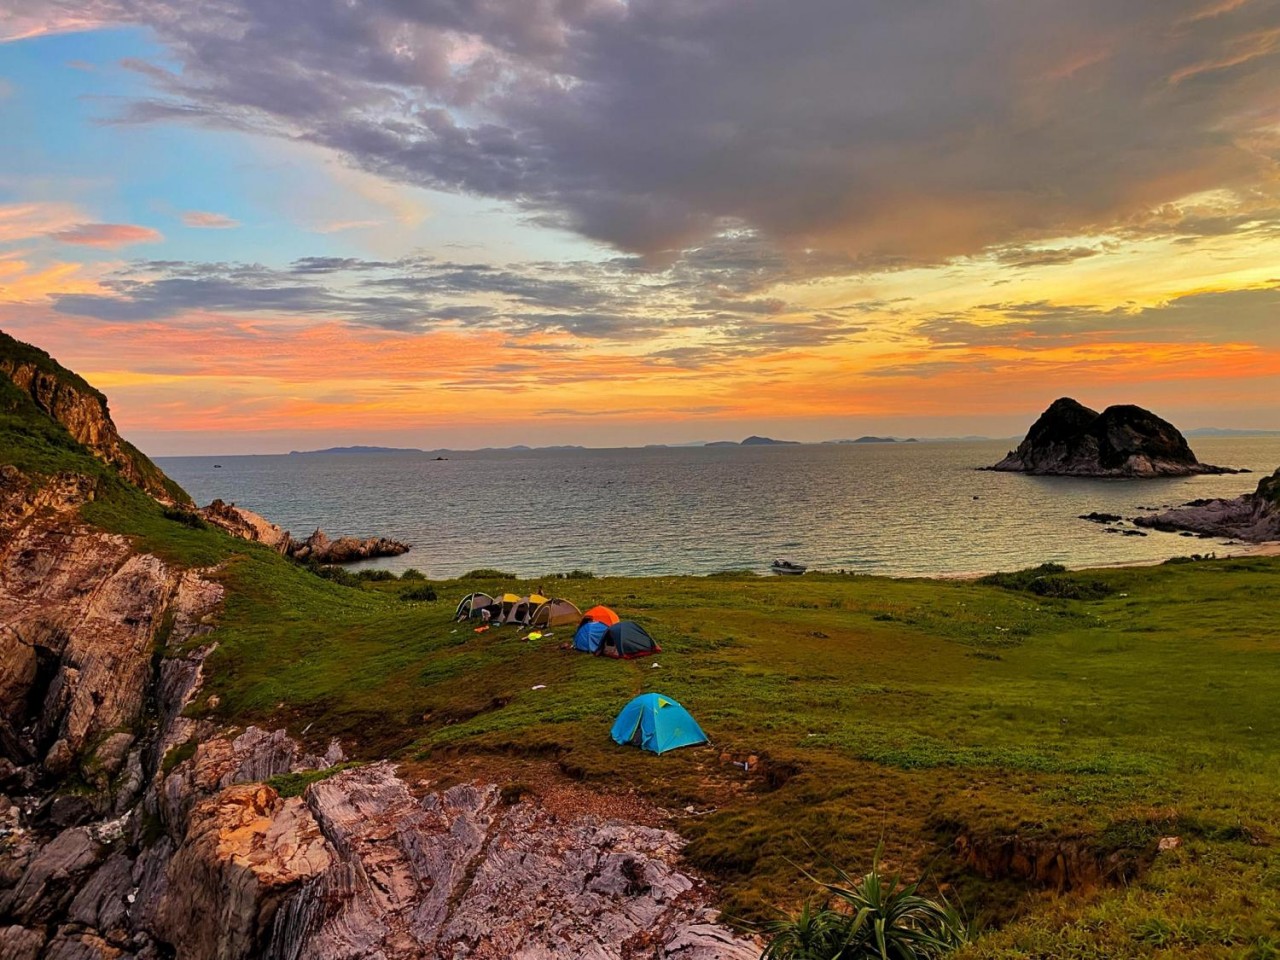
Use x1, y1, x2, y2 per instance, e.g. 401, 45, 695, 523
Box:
602, 621, 661, 659
611, 693, 708, 754
573, 620, 609, 654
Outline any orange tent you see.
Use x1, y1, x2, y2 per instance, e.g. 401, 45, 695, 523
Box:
581, 605, 620, 627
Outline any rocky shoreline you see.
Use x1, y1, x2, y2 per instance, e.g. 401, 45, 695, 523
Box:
1133, 468, 1280, 542
200, 499, 410, 563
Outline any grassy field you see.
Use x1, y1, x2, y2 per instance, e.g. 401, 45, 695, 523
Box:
175, 548, 1280, 958
4, 344, 1279, 957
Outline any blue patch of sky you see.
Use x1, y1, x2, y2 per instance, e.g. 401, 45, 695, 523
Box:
1, 27, 611, 275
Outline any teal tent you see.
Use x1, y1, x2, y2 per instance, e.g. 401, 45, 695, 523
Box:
610, 693, 708, 755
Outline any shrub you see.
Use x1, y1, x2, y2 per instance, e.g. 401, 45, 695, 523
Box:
162, 506, 207, 530
400, 568, 427, 580
310, 564, 360, 588
762, 849, 967, 960
355, 569, 397, 582
547, 569, 596, 580
400, 584, 438, 602
462, 568, 517, 580
979, 563, 1113, 599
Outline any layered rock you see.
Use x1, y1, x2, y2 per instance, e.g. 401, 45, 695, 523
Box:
990, 398, 1238, 477
252, 764, 756, 960
200, 499, 291, 553
1134, 467, 1280, 541
200, 501, 409, 564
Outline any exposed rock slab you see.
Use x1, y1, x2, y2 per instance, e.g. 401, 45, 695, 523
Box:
274, 763, 759, 960
1134, 467, 1280, 541
154, 784, 332, 960
990, 397, 1238, 477
200, 500, 409, 564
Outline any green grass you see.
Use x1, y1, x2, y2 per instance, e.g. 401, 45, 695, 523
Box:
176, 555, 1280, 954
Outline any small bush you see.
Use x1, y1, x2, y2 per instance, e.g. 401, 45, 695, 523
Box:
162, 506, 207, 530
400, 584, 438, 602
762, 848, 967, 959
161, 738, 198, 775
400, 568, 427, 580
462, 568, 517, 580
979, 563, 1113, 600
355, 569, 397, 582
310, 564, 361, 588
267, 763, 358, 798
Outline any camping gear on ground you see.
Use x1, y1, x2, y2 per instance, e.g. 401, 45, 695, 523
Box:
602, 621, 661, 659
454, 592, 496, 621
573, 620, 610, 654
528, 631, 543, 641
530, 598, 582, 628
610, 693, 708, 755
581, 604, 621, 627
771, 558, 807, 575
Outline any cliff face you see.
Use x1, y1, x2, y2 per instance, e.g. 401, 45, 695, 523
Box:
1134, 467, 1280, 541
990, 398, 1237, 477
0, 332, 185, 504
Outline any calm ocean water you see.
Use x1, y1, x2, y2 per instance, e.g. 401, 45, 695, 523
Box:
157, 438, 1280, 579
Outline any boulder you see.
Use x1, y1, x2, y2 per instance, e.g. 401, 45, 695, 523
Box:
990, 398, 1238, 477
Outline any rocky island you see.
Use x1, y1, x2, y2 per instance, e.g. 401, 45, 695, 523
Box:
989, 397, 1241, 477
1134, 467, 1280, 542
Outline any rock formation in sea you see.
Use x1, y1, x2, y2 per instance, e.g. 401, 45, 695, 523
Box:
0, 330, 756, 959
201, 499, 411, 563
989, 397, 1240, 477
1134, 467, 1280, 542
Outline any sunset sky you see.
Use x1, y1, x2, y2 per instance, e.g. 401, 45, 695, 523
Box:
2, 1, 1279, 454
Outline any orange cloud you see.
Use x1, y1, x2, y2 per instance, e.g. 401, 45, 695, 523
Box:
181, 211, 240, 229
49, 223, 164, 248
0, 203, 84, 243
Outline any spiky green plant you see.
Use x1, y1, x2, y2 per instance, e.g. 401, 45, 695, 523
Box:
762, 848, 968, 960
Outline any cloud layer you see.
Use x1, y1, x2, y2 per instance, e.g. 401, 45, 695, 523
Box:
12, 0, 1280, 261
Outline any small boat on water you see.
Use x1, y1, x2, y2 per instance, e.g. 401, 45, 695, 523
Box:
771, 558, 807, 575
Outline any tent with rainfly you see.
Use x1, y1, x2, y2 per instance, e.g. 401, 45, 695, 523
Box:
611, 693, 708, 755
573, 619, 610, 654
454, 592, 495, 621
581, 605, 620, 627
530, 598, 582, 628
572, 619, 660, 658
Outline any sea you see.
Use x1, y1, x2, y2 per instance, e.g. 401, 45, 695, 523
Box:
157, 437, 1280, 580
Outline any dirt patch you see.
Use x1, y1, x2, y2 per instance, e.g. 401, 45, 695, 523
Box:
952, 831, 1154, 892
398, 753, 672, 829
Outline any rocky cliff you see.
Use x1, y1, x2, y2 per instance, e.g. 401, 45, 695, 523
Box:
990, 398, 1238, 477
1134, 467, 1280, 541
0, 332, 186, 504
0, 332, 755, 959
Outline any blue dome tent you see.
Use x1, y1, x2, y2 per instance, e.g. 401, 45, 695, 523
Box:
573, 620, 609, 653
610, 693, 708, 755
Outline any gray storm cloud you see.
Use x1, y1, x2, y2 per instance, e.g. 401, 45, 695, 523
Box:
9, 0, 1280, 260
